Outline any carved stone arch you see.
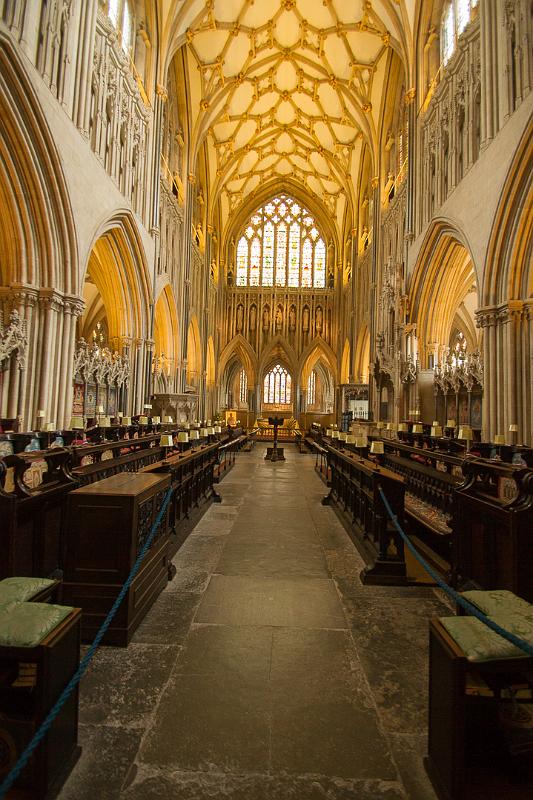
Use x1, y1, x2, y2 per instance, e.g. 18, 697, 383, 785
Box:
408, 218, 479, 365
218, 334, 258, 387
0, 30, 77, 293
484, 120, 533, 306
153, 281, 180, 392
82, 210, 152, 343
258, 335, 299, 384
222, 177, 341, 264
298, 338, 338, 386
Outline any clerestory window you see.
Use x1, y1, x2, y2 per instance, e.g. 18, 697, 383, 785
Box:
107, 0, 134, 55
235, 195, 327, 289
441, 0, 479, 65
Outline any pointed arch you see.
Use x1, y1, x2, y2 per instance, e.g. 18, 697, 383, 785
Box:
258, 335, 299, 384
299, 338, 338, 386
0, 31, 77, 293
408, 219, 478, 366
206, 336, 216, 387
186, 314, 202, 389
81, 212, 152, 345
218, 334, 258, 387
341, 339, 351, 384
354, 325, 370, 383
484, 120, 533, 305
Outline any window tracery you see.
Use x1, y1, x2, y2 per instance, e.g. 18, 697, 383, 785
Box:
235, 196, 327, 289
239, 369, 248, 404
263, 364, 292, 405
307, 370, 316, 406
107, 0, 134, 55
441, 1, 478, 65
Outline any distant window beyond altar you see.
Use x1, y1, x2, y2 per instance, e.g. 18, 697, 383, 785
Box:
263, 364, 292, 405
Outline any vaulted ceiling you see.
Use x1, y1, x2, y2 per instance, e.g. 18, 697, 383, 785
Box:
158, 1, 413, 235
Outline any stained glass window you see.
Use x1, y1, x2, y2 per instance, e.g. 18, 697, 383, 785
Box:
250, 238, 261, 286
276, 224, 287, 286
307, 370, 316, 405
263, 364, 292, 405
314, 240, 326, 288
302, 239, 313, 288
232, 194, 327, 288
442, 1, 477, 65
239, 369, 248, 404
236, 237, 248, 286
288, 223, 301, 287
262, 222, 274, 287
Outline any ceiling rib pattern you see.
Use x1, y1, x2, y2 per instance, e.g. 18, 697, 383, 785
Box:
179, 0, 403, 222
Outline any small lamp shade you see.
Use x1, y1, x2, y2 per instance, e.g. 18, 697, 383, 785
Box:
386, 423, 391, 431
139, 416, 149, 425
207, 420, 212, 426
412, 424, 423, 434
214, 425, 222, 434
397, 423, 408, 433
177, 432, 189, 443
458, 426, 473, 440
355, 436, 368, 447
432, 420, 439, 427
332, 430, 340, 439
389, 423, 398, 433
36, 409, 45, 418
200, 428, 208, 437
159, 434, 174, 448
70, 416, 84, 429
376, 421, 385, 430
164, 416, 174, 423
345, 435, 355, 444
339, 432, 347, 441
144, 404, 152, 410
189, 430, 199, 440
97, 405, 104, 414
46, 422, 56, 431
446, 419, 456, 428
326, 429, 333, 437
192, 421, 200, 428
431, 425, 443, 437
494, 434, 505, 445
508, 424, 518, 432
100, 416, 111, 428
207, 427, 215, 435
117, 411, 124, 418
152, 416, 161, 425
370, 441, 385, 455
121, 417, 131, 426
184, 422, 190, 430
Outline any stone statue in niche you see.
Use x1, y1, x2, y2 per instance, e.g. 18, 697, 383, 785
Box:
236, 304, 244, 333
262, 306, 270, 331
302, 306, 310, 332
315, 306, 323, 334
249, 305, 257, 331
289, 305, 296, 331
275, 306, 283, 331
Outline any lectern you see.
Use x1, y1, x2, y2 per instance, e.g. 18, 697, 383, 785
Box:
265, 416, 285, 462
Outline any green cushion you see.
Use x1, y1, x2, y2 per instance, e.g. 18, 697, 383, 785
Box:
440, 616, 532, 662
462, 590, 533, 622
0, 603, 74, 648
0, 577, 56, 607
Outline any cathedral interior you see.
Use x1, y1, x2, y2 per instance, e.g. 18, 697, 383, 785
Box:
0, 1, 532, 799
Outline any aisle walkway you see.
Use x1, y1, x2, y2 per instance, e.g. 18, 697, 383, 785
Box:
58, 448, 447, 800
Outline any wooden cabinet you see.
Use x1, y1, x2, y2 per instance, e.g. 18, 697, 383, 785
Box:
62, 473, 171, 646
0, 608, 81, 799
426, 618, 533, 800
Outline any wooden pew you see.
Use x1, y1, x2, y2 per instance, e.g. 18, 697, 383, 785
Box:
451, 457, 533, 603
0, 448, 76, 579
323, 444, 407, 585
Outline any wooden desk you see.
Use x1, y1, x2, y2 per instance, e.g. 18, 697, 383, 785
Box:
62, 472, 171, 645
0, 608, 82, 799
427, 617, 533, 800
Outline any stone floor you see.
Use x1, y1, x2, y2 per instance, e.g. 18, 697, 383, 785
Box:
56, 447, 449, 800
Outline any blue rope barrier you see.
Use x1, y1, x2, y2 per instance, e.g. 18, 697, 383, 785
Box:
378, 486, 533, 657
0, 485, 174, 799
